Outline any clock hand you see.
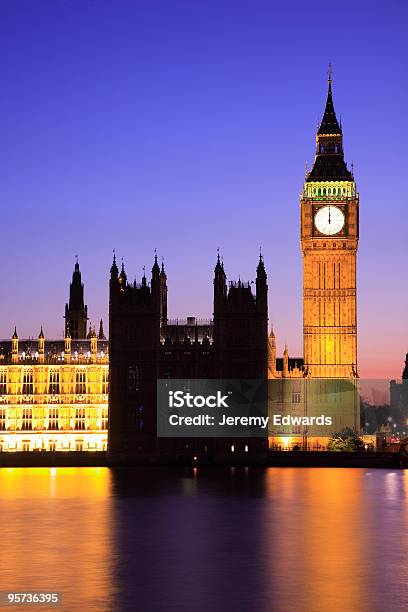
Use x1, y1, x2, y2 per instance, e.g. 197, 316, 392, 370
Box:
328, 207, 331, 224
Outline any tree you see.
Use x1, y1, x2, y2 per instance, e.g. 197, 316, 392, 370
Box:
327, 428, 365, 452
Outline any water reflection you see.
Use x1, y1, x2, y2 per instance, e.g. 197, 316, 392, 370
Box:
1, 468, 408, 611
0, 468, 114, 611
265, 469, 369, 611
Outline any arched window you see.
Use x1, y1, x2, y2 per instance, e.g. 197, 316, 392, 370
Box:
75, 407, 86, 430
75, 370, 86, 394
102, 369, 109, 394
0, 371, 7, 395
49, 370, 60, 394
22, 371, 33, 395
22, 408, 33, 431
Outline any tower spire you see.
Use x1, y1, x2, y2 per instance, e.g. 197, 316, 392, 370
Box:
152, 250, 160, 278
65, 258, 88, 339
318, 64, 341, 136
119, 257, 127, 286
215, 248, 224, 274
12, 327, 18, 363
257, 249, 266, 277
111, 250, 118, 275
214, 249, 227, 307
306, 67, 353, 182
98, 319, 106, 340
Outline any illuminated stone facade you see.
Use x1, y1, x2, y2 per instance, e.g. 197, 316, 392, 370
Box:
0, 261, 109, 452
0, 332, 109, 452
268, 74, 359, 382
301, 74, 359, 379
268, 72, 360, 449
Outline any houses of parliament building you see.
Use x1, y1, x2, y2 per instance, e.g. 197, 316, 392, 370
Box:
0, 74, 366, 455
0, 262, 110, 452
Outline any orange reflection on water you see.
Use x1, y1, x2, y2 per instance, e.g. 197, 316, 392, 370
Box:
265, 468, 371, 612
0, 468, 114, 611
299, 469, 368, 610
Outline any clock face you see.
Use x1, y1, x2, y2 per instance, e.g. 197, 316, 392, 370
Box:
314, 205, 345, 236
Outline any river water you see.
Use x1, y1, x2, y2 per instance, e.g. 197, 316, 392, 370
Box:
0, 467, 407, 612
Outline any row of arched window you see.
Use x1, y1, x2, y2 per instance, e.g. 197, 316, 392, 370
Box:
313, 186, 348, 197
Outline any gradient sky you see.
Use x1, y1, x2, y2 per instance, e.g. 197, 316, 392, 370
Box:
1, 0, 407, 378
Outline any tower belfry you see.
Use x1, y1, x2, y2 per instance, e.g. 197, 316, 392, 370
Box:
301, 71, 359, 378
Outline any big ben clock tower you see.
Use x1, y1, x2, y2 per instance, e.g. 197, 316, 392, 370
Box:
301, 69, 359, 378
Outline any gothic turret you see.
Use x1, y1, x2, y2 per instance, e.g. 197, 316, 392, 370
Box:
283, 344, 289, 378
268, 328, 277, 378
98, 319, 106, 340
91, 326, 98, 363
110, 252, 119, 289
160, 259, 168, 325
152, 252, 160, 278
151, 253, 160, 294
65, 258, 88, 339
213, 251, 227, 310
64, 325, 71, 364
11, 327, 18, 363
38, 326, 45, 363
256, 252, 267, 313
307, 68, 353, 182
151, 253, 167, 324
119, 259, 127, 288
